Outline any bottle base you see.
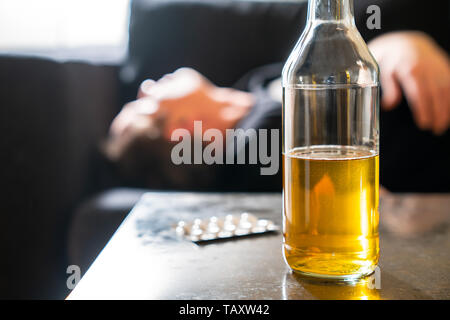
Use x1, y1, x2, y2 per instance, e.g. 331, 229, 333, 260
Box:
289, 266, 377, 282
283, 242, 379, 281
284, 248, 379, 281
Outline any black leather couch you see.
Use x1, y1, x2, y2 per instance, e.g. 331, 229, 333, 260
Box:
0, 0, 448, 299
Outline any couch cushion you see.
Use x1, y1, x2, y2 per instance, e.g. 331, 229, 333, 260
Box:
0, 55, 120, 298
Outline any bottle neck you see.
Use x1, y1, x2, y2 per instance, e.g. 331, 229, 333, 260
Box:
307, 0, 355, 24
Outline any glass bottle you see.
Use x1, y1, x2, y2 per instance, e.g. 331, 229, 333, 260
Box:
282, 0, 380, 280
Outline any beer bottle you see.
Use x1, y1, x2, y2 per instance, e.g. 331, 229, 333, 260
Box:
282, 0, 380, 279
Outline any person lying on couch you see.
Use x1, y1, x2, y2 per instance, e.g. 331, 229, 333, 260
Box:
105, 31, 450, 193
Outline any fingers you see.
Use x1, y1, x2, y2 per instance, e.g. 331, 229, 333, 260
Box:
399, 68, 450, 135
369, 37, 402, 110
427, 77, 449, 135
210, 87, 255, 107
380, 71, 402, 110
109, 102, 137, 137
110, 99, 160, 138
137, 79, 155, 98
443, 84, 450, 132
398, 69, 433, 131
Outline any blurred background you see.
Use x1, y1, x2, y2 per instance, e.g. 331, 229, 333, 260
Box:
0, 0, 448, 299
0, 0, 129, 52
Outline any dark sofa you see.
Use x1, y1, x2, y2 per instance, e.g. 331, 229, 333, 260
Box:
0, 0, 448, 299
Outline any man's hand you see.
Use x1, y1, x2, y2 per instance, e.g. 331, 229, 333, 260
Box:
106, 68, 254, 160
369, 31, 450, 135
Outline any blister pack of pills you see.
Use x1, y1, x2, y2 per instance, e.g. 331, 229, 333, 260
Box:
174, 213, 279, 243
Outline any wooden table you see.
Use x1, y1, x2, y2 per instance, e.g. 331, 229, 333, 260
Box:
68, 192, 450, 300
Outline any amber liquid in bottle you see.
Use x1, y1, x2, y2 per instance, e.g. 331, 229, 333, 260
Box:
283, 145, 379, 279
